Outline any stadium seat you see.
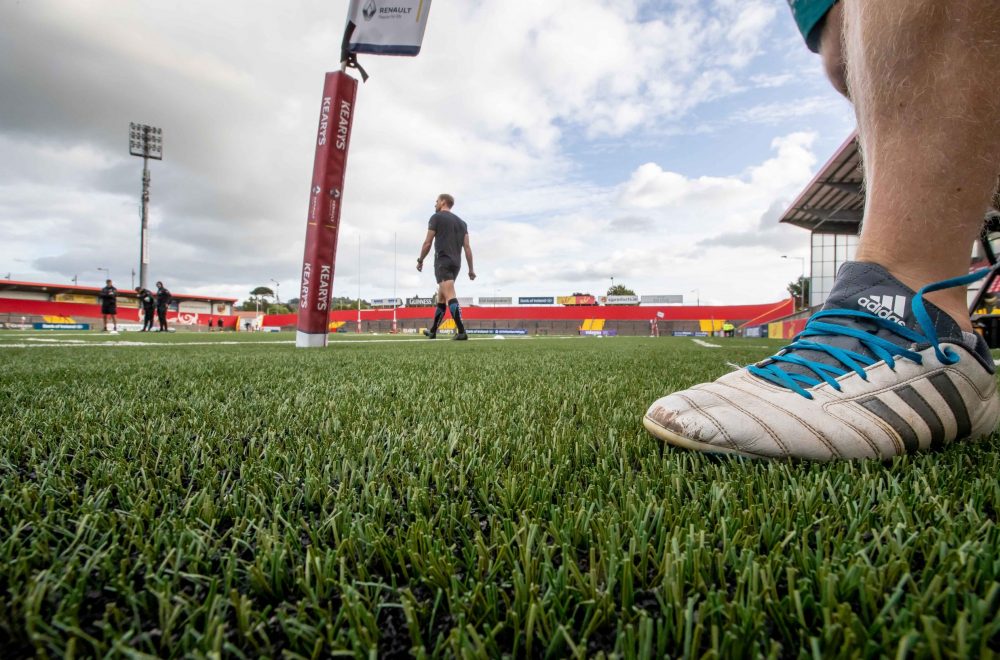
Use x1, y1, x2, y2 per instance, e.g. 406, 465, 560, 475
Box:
699, 319, 725, 333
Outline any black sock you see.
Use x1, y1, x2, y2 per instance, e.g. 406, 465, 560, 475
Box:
431, 303, 446, 332
448, 298, 465, 333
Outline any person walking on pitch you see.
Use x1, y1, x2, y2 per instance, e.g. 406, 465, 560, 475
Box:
416, 193, 476, 340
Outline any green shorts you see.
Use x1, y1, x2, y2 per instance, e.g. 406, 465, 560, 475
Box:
787, 0, 837, 53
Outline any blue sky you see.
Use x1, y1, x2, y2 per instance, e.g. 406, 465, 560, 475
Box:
0, 0, 856, 305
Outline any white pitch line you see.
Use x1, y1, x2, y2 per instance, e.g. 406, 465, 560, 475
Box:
692, 338, 721, 348
0, 333, 571, 347
0, 337, 513, 348
0, 339, 296, 348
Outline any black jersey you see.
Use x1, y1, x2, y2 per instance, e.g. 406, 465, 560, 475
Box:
428, 211, 468, 266
139, 290, 155, 310
156, 286, 171, 309
99, 286, 118, 314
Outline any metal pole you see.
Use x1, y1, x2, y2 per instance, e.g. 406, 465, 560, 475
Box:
800, 260, 806, 311
357, 235, 361, 333
130, 123, 162, 291
393, 232, 398, 333
139, 150, 150, 290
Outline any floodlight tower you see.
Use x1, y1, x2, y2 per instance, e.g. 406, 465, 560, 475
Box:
128, 123, 163, 290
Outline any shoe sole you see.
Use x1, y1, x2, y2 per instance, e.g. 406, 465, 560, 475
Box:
642, 415, 765, 459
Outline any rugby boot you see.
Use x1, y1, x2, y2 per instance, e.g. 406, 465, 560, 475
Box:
423, 329, 436, 339
452, 332, 468, 341
644, 262, 1000, 460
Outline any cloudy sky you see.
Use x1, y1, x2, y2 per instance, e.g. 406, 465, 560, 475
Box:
0, 0, 855, 305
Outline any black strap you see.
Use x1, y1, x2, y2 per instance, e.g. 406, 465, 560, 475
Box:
340, 22, 370, 82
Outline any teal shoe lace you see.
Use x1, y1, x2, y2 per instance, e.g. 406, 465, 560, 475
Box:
748, 268, 990, 399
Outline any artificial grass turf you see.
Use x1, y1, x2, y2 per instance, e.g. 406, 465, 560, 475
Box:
1, 334, 998, 657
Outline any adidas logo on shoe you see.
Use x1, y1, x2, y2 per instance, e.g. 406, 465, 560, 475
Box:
857, 294, 907, 325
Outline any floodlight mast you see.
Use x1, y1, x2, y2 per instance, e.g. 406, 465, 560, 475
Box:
128, 123, 163, 290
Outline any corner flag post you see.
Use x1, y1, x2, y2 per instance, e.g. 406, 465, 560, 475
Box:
295, 71, 358, 348
295, 0, 433, 348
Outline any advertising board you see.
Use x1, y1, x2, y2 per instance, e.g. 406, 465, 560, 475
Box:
33, 323, 90, 330
557, 295, 596, 306
467, 328, 527, 335
478, 296, 513, 306
606, 295, 639, 305
642, 295, 683, 304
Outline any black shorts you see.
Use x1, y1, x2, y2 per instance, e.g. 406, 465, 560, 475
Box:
434, 260, 460, 283
101, 302, 117, 314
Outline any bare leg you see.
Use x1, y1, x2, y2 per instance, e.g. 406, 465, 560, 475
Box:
843, 0, 1000, 330
438, 280, 457, 301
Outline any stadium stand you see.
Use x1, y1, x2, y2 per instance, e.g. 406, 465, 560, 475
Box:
698, 320, 725, 334
580, 319, 606, 331
264, 300, 794, 336
0, 280, 238, 330
767, 318, 809, 340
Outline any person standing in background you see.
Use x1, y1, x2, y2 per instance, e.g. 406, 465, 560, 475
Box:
155, 281, 171, 332
137, 287, 155, 332
99, 280, 118, 332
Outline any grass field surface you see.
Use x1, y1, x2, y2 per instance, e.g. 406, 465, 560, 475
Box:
1, 332, 998, 657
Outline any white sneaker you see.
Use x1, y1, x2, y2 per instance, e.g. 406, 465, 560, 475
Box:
644, 263, 1000, 460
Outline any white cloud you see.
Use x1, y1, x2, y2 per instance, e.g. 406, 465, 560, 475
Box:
735, 96, 852, 126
